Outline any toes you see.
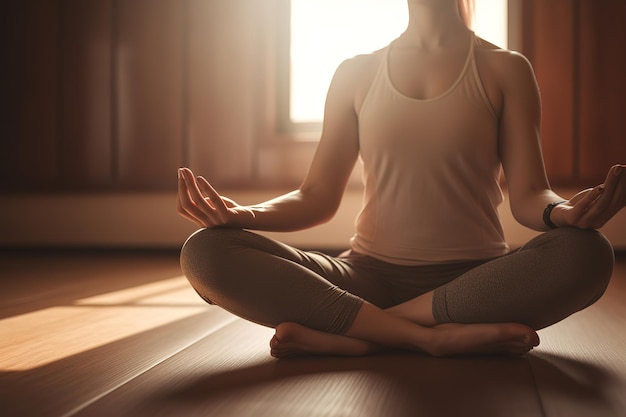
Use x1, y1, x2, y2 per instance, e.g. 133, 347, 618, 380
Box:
524, 332, 540, 347
505, 346, 534, 356
269, 335, 280, 349
270, 345, 301, 359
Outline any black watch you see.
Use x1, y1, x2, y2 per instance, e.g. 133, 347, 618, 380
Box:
543, 201, 566, 229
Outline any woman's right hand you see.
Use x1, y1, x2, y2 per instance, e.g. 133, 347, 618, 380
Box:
177, 167, 255, 229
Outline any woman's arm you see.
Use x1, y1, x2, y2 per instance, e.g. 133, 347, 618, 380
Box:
496, 51, 625, 231
495, 50, 561, 231
177, 57, 362, 232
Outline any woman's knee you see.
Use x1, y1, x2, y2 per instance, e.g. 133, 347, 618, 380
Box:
181, 228, 242, 271
180, 228, 251, 304
550, 228, 615, 304
556, 227, 614, 270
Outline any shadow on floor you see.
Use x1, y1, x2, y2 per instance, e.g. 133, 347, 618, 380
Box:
141, 350, 619, 417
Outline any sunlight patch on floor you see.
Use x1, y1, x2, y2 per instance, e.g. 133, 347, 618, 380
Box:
0, 277, 209, 371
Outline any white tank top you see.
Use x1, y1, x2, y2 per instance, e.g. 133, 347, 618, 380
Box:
350, 35, 509, 265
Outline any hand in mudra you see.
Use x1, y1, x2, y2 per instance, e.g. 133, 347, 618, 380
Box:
552, 164, 625, 229
177, 167, 254, 228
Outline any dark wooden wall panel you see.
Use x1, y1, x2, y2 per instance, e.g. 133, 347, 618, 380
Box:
522, 0, 576, 183
116, 0, 184, 187
521, 0, 626, 186
577, 0, 626, 184
187, 0, 269, 185
0, 0, 59, 189
59, 0, 113, 187
1, 1, 622, 192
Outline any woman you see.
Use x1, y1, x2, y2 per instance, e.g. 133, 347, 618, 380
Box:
177, 0, 623, 358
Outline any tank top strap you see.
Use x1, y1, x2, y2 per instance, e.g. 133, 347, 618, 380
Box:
467, 33, 498, 121
358, 46, 392, 118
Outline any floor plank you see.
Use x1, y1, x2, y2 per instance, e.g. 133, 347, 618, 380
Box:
531, 258, 626, 417
0, 250, 185, 319
73, 319, 544, 417
1, 251, 624, 417
0, 310, 236, 417
0, 250, 237, 417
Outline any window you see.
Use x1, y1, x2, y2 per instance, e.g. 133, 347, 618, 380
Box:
285, 0, 508, 130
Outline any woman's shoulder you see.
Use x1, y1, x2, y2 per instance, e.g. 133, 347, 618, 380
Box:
337, 47, 386, 79
474, 36, 535, 79
473, 36, 538, 117
332, 48, 387, 109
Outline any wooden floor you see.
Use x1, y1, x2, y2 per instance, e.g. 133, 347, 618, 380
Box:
1, 249, 625, 417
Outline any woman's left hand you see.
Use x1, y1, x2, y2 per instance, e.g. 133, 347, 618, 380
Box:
551, 164, 626, 229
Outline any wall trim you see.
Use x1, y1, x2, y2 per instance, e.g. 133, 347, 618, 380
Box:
1, 189, 624, 250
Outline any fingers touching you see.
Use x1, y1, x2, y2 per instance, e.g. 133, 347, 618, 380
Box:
564, 164, 625, 229
196, 175, 229, 223
177, 168, 229, 228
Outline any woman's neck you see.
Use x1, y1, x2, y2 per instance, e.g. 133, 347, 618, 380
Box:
400, 0, 469, 49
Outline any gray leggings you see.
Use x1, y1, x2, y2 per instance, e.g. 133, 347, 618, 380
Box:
180, 227, 614, 333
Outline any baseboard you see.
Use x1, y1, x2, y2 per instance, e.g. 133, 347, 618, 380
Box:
1, 189, 625, 250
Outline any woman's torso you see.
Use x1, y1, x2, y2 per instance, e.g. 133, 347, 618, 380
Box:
349, 33, 510, 265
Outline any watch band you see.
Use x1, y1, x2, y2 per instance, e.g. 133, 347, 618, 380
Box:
543, 201, 566, 229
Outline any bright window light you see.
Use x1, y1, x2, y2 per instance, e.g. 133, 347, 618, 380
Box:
290, 0, 508, 124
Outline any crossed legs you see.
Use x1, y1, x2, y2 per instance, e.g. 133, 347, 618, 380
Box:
269, 302, 539, 358
181, 228, 614, 358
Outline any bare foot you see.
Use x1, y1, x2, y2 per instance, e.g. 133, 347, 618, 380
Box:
270, 322, 381, 359
270, 321, 539, 358
425, 323, 540, 357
